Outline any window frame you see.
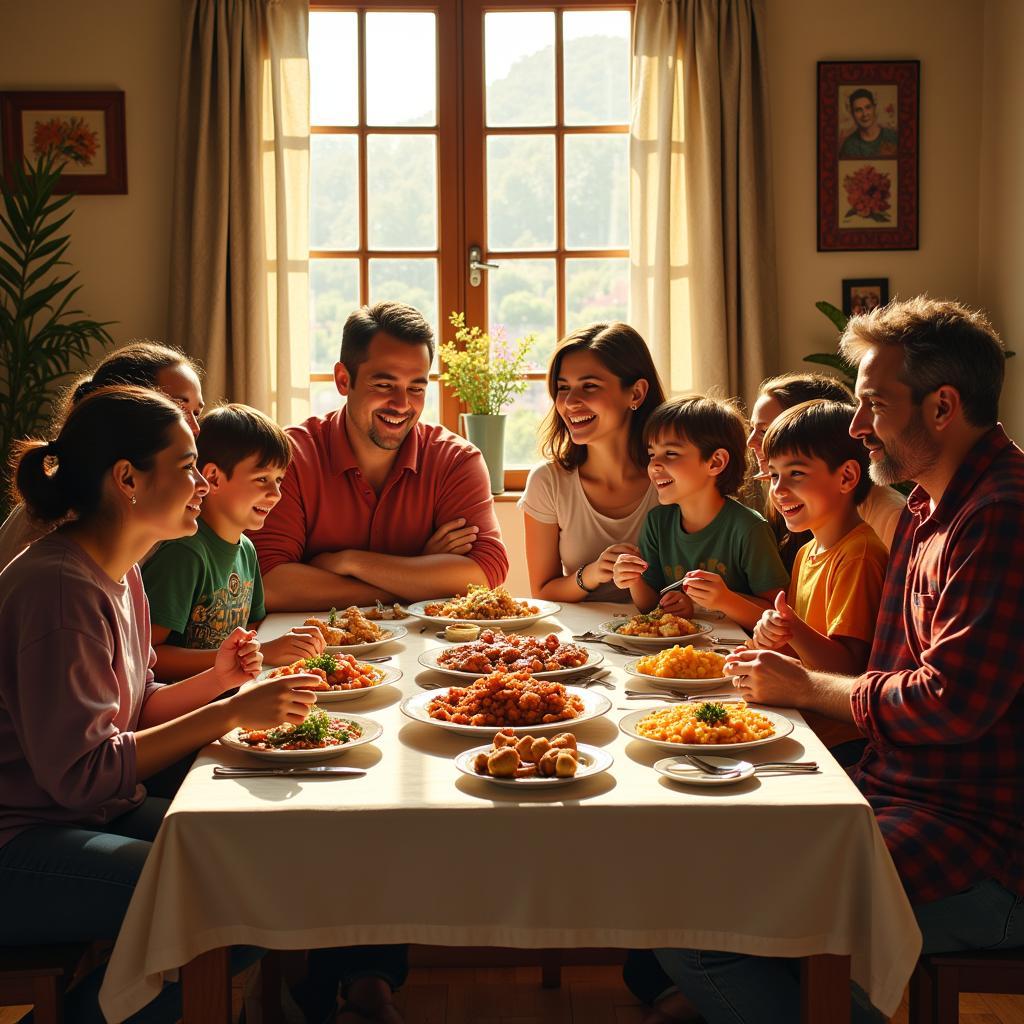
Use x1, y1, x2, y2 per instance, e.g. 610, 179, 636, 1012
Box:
308, 0, 634, 490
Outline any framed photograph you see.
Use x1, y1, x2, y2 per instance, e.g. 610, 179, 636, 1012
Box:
842, 277, 889, 318
817, 61, 918, 251
0, 91, 127, 194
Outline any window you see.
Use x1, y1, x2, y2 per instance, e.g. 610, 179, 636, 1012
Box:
309, 0, 632, 488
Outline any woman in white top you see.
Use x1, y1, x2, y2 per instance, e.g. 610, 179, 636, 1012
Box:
519, 322, 666, 602
747, 372, 906, 563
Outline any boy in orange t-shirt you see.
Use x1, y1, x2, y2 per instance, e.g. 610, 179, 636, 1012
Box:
753, 399, 888, 755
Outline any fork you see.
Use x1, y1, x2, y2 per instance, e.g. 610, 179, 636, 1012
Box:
684, 753, 818, 775
624, 690, 745, 702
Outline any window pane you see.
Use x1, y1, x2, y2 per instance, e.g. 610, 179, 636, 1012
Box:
310, 135, 359, 250
421, 380, 440, 427
367, 135, 437, 251
310, 260, 359, 373
368, 258, 439, 356
504, 380, 550, 469
366, 13, 437, 127
489, 259, 557, 369
565, 258, 629, 332
311, 380, 340, 419
485, 12, 555, 127
309, 12, 358, 126
562, 11, 631, 126
487, 135, 555, 251
564, 134, 629, 250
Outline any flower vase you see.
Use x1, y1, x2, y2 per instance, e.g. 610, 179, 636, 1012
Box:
462, 413, 506, 495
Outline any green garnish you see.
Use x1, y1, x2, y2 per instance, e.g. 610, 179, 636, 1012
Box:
695, 702, 729, 726
327, 606, 338, 627
303, 652, 339, 674
288, 707, 331, 744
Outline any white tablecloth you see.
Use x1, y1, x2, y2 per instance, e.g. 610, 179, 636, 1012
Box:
99, 603, 921, 1020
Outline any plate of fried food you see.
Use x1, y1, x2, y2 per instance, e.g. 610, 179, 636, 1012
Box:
598, 609, 715, 649
619, 700, 793, 752
220, 708, 383, 762
455, 730, 613, 788
264, 652, 401, 703
417, 629, 602, 681
406, 585, 559, 629
304, 606, 408, 654
401, 669, 611, 737
624, 645, 728, 693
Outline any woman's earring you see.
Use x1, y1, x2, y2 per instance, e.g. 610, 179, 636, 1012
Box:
630, 403, 639, 411
130, 495, 137, 506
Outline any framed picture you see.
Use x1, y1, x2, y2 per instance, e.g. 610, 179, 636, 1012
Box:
842, 277, 889, 318
0, 91, 126, 194
817, 61, 918, 251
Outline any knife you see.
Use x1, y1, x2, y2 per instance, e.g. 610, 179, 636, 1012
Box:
212, 765, 366, 778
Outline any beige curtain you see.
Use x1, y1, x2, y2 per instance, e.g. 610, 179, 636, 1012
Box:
169, 0, 310, 422
630, 0, 778, 402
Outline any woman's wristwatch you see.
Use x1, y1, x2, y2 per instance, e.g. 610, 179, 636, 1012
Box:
575, 564, 598, 593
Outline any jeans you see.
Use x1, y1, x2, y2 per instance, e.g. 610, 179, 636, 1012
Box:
0, 759, 260, 1024
654, 878, 1024, 1024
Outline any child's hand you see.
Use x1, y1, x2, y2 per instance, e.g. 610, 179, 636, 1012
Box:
261, 625, 325, 666
230, 675, 317, 729
590, 543, 642, 586
681, 569, 729, 609
424, 517, 479, 556
659, 588, 695, 617
215, 627, 263, 687
612, 552, 648, 589
752, 591, 796, 650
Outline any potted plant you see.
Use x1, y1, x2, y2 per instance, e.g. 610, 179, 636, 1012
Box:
438, 311, 535, 494
0, 152, 113, 516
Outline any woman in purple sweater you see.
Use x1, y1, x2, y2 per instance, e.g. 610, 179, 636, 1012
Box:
0, 386, 315, 1022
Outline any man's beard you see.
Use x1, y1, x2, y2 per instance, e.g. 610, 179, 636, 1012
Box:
368, 417, 412, 451
868, 408, 940, 486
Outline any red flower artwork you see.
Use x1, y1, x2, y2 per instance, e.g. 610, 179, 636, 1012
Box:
843, 165, 891, 222
31, 115, 100, 166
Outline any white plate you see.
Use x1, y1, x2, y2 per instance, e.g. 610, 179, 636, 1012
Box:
406, 598, 561, 630
318, 624, 407, 656
597, 618, 716, 649
618, 706, 794, 752
623, 658, 729, 693
400, 685, 612, 738
417, 646, 602, 682
311, 665, 403, 703
455, 742, 614, 788
654, 754, 755, 786
220, 712, 383, 762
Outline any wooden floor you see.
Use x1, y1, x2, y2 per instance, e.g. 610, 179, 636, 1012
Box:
2, 964, 1022, 1023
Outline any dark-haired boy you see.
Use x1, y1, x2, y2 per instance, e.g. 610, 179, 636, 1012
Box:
142, 403, 324, 680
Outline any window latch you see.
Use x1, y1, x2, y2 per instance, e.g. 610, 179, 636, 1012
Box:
468, 245, 499, 288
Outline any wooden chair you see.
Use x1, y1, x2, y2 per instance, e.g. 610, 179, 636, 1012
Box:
909, 947, 1024, 1024
0, 943, 100, 1024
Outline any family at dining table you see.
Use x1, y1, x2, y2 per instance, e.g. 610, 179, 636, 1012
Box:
0, 294, 1021, 1024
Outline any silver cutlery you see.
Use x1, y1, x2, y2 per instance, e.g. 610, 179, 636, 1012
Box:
359, 655, 393, 664
682, 753, 818, 776
624, 689, 743, 701
659, 579, 687, 596
212, 765, 366, 778
574, 668, 613, 689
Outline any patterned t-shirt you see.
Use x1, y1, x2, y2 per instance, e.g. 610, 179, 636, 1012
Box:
141, 519, 265, 648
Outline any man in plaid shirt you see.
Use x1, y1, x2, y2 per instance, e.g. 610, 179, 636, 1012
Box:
656, 297, 1024, 1024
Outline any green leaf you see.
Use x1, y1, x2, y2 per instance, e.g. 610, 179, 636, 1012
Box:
815, 301, 848, 335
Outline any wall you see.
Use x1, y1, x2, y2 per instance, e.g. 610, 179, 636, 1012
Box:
978, 0, 1024, 441
0, 0, 181, 352
765, 0, 986, 381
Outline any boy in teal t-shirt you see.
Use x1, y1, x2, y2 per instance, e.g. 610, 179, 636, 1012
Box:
613, 396, 788, 629
142, 404, 325, 681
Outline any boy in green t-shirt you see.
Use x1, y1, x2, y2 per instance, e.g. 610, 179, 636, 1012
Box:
143, 404, 325, 681
613, 396, 789, 629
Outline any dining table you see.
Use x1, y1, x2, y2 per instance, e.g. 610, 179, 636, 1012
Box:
98, 600, 921, 1023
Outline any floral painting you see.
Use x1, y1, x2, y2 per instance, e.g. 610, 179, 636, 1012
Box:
817, 63, 918, 251
1, 91, 126, 194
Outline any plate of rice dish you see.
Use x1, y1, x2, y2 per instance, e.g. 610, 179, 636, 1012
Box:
406, 585, 559, 628
623, 645, 729, 692
598, 610, 715, 648
619, 701, 792, 752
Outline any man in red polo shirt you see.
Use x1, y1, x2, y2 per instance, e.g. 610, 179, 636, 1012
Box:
650, 298, 1024, 1023
254, 302, 509, 611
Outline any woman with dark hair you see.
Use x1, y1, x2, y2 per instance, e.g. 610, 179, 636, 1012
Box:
0, 386, 312, 1024
0, 340, 204, 570
519, 322, 666, 601
747, 372, 905, 562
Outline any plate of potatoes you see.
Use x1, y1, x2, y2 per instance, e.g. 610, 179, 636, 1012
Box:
454, 730, 613, 788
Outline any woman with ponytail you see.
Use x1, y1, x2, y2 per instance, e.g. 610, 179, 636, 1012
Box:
0, 386, 313, 1023
0, 340, 204, 570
